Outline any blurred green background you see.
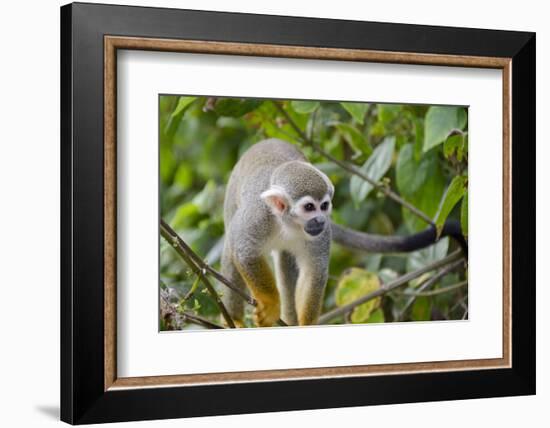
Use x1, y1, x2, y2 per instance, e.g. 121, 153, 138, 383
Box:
159, 96, 468, 330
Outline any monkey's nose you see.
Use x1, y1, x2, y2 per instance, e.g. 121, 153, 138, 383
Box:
305, 217, 325, 236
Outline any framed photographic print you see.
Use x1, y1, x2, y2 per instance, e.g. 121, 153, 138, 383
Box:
60, 2, 536, 424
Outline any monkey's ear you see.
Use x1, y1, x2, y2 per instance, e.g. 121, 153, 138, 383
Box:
261, 186, 290, 216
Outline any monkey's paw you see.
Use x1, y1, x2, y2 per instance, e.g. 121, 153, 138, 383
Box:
233, 319, 246, 328
254, 299, 280, 327
221, 316, 246, 328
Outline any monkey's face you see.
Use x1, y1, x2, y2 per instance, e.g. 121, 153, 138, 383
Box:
261, 185, 333, 239
289, 194, 332, 238
261, 162, 334, 239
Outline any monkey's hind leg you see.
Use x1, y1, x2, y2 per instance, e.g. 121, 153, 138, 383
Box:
220, 240, 247, 328
273, 251, 299, 325
233, 254, 281, 328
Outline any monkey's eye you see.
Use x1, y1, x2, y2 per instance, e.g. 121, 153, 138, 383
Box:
304, 203, 316, 212
320, 201, 330, 211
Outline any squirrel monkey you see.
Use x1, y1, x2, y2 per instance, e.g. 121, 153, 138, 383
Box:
222, 139, 333, 327
221, 139, 466, 327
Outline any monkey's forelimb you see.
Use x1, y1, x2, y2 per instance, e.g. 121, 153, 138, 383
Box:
331, 219, 467, 256
294, 236, 330, 326
273, 251, 299, 325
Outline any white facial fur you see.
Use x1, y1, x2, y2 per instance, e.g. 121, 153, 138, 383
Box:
290, 194, 332, 226
261, 185, 332, 241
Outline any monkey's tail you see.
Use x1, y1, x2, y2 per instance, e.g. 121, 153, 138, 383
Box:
331, 219, 468, 256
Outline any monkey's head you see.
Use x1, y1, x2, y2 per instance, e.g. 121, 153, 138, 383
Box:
260, 161, 334, 238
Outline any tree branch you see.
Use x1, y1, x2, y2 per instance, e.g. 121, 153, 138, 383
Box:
180, 312, 225, 329
200, 270, 236, 328
272, 101, 435, 227
160, 221, 236, 328
182, 275, 201, 302
161, 291, 224, 329
161, 220, 256, 305
160, 290, 185, 330
160, 220, 288, 327
396, 259, 465, 321
318, 250, 464, 324
401, 280, 467, 297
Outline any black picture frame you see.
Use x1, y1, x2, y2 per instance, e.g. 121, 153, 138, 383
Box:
61, 2, 535, 424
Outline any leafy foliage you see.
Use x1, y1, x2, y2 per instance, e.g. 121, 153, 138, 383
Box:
349, 137, 395, 206
424, 106, 467, 152
159, 96, 468, 330
434, 176, 468, 237
341, 102, 369, 124
335, 268, 383, 323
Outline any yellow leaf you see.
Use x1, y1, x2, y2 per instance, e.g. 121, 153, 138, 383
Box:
335, 268, 381, 323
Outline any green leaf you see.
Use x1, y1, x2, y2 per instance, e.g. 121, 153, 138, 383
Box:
341, 102, 369, 124
413, 117, 424, 161
366, 308, 385, 323
443, 134, 466, 161
335, 268, 381, 323
171, 203, 201, 229
332, 122, 372, 156
377, 104, 401, 124
423, 106, 467, 152
291, 100, 320, 114
411, 297, 432, 321
173, 163, 194, 190
369, 121, 386, 138
365, 254, 383, 272
164, 96, 197, 139
401, 152, 446, 232
368, 212, 394, 235
396, 143, 431, 197
214, 98, 263, 117
461, 191, 468, 239
434, 175, 468, 237
192, 180, 219, 214
171, 96, 197, 119
350, 137, 395, 205
407, 237, 449, 272
378, 268, 399, 284
406, 237, 449, 287
159, 145, 176, 183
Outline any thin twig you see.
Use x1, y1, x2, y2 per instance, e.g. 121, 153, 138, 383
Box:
200, 274, 236, 328
161, 220, 256, 305
318, 250, 463, 324
396, 259, 465, 321
401, 280, 467, 297
160, 223, 236, 328
160, 292, 223, 329
180, 312, 225, 329
161, 220, 289, 327
307, 106, 319, 141
182, 274, 201, 302
272, 101, 434, 227
160, 292, 185, 330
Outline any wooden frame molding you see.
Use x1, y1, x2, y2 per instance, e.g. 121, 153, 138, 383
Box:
104, 35, 513, 391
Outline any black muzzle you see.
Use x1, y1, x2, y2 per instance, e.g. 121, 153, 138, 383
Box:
305, 217, 326, 236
